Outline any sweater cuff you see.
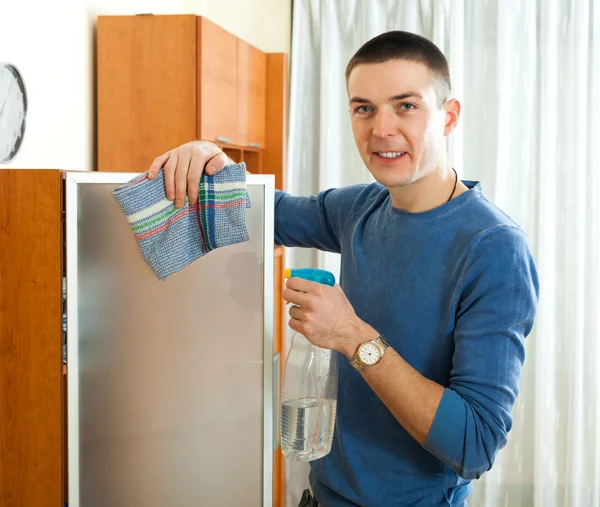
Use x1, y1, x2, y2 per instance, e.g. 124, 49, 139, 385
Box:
422, 388, 466, 466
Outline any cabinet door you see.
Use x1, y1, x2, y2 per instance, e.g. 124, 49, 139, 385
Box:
198, 17, 238, 144
97, 15, 197, 172
265, 53, 288, 191
238, 40, 267, 148
0, 169, 63, 507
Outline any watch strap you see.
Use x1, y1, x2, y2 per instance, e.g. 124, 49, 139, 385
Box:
350, 355, 363, 371
375, 334, 389, 350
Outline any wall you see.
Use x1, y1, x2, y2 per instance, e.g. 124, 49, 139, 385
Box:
185, 0, 292, 53
0, 0, 291, 171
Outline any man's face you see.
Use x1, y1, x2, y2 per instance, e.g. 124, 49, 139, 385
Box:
347, 59, 451, 188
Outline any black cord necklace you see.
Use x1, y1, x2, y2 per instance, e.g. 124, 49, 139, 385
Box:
446, 168, 458, 203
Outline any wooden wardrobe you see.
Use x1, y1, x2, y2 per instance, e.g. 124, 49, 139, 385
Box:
0, 14, 288, 507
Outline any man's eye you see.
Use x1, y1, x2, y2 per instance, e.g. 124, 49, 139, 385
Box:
399, 103, 415, 111
355, 105, 372, 114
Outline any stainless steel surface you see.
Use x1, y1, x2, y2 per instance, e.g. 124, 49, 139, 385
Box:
66, 172, 274, 507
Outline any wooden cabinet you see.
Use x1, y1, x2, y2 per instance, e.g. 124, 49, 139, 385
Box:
197, 17, 238, 144
0, 169, 286, 507
265, 53, 288, 192
98, 15, 273, 173
97, 15, 197, 173
238, 39, 267, 148
0, 170, 64, 507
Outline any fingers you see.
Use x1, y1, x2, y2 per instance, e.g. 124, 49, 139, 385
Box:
148, 141, 231, 207
148, 151, 171, 179
288, 317, 301, 333
285, 277, 318, 293
163, 150, 179, 201
283, 286, 310, 307
288, 311, 313, 338
175, 146, 192, 208
206, 150, 230, 175
288, 305, 303, 321
188, 149, 229, 205
187, 151, 203, 206
187, 145, 221, 205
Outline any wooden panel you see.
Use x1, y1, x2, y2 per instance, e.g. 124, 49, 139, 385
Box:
0, 169, 63, 507
273, 448, 283, 507
273, 246, 284, 356
63, 371, 68, 503
265, 53, 288, 191
273, 245, 285, 507
238, 40, 266, 148
222, 147, 242, 164
267, 53, 288, 507
198, 17, 238, 144
97, 15, 197, 172
241, 149, 261, 174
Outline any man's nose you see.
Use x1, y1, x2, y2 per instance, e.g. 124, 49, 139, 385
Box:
372, 109, 398, 138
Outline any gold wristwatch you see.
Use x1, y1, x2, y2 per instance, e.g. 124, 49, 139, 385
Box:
350, 335, 389, 372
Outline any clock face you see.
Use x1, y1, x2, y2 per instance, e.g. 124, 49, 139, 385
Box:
0, 63, 27, 163
359, 342, 380, 365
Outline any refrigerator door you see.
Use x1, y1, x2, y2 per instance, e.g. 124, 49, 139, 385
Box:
65, 172, 274, 507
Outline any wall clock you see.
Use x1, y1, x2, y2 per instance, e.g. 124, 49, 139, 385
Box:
0, 63, 27, 163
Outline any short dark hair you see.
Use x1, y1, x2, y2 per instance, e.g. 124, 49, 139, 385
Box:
345, 31, 452, 107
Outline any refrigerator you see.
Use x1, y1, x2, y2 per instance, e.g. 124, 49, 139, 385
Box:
64, 171, 276, 507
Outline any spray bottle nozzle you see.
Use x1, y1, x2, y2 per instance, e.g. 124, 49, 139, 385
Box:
283, 268, 336, 305
283, 268, 336, 287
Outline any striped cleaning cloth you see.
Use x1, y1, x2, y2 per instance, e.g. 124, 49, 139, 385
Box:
113, 162, 251, 281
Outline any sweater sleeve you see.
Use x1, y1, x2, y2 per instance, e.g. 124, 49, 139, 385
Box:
422, 225, 540, 480
274, 187, 363, 252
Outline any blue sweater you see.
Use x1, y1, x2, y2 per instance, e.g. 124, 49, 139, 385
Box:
274, 181, 539, 507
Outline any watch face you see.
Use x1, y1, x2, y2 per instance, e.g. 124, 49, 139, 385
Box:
0, 63, 27, 163
359, 342, 381, 366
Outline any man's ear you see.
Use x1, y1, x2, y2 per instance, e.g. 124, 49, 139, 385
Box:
443, 98, 461, 136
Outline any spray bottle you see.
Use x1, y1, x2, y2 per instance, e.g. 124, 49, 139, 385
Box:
280, 268, 339, 461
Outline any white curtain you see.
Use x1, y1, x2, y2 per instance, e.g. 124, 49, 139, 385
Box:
285, 0, 600, 506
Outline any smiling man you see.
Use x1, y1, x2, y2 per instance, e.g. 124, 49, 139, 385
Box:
148, 31, 539, 507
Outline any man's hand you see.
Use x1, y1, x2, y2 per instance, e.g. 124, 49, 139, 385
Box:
283, 277, 376, 357
148, 140, 231, 208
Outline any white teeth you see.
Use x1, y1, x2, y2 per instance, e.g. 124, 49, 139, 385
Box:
377, 152, 406, 158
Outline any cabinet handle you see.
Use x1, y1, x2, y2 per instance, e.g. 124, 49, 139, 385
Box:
248, 142, 261, 148
215, 136, 232, 144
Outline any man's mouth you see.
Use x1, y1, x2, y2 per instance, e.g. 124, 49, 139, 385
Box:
373, 151, 407, 160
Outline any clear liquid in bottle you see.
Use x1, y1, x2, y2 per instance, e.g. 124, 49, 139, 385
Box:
281, 397, 337, 461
